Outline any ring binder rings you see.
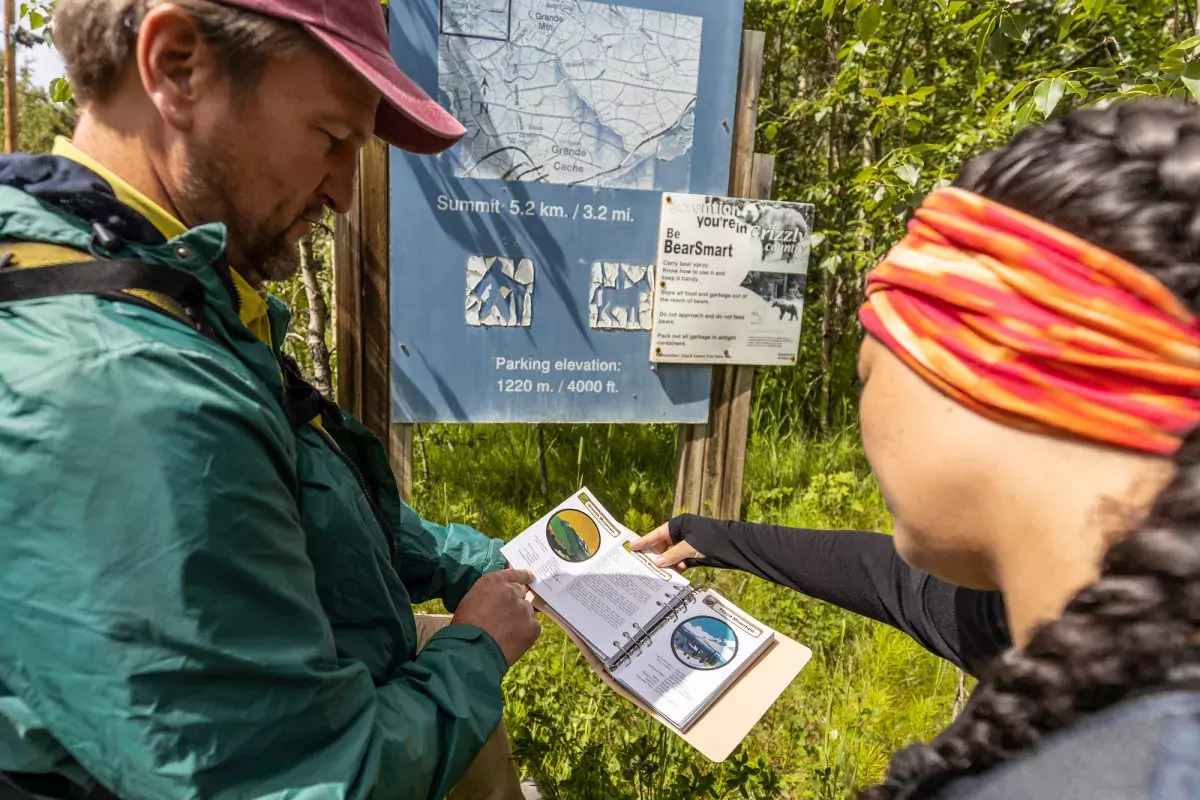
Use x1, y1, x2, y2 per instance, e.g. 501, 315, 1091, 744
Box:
605, 587, 700, 669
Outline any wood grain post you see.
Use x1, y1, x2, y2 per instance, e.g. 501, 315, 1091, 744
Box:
720, 155, 775, 520
672, 30, 771, 521
335, 137, 414, 501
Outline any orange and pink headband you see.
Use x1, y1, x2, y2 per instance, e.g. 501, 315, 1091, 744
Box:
858, 187, 1200, 455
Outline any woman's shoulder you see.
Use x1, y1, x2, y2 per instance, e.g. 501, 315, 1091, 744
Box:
931, 689, 1200, 800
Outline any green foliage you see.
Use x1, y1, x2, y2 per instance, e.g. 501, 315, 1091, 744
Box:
15, 2, 69, 102
413, 421, 955, 798
19, 2, 53, 34
0, 65, 74, 153
746, 0, 1194, 433
0, 3, 74, 149
19, 1, 1187, 796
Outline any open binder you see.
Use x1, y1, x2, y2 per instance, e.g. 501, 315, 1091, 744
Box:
504, 488, 812, 762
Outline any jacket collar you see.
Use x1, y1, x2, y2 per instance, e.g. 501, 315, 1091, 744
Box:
51, 137, 187, 240
51, 138, 277, 348
0, 151, 166, 246
0, 156, 295, 409
0, 146, 285, 351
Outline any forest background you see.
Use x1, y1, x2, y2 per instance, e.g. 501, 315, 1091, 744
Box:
8, 0, 1200, 796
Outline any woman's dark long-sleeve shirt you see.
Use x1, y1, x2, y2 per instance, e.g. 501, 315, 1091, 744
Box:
667, 519, 1200, 797
669, 515, 1011, 676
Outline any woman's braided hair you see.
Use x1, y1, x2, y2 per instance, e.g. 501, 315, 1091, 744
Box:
861, 98, 1200, 799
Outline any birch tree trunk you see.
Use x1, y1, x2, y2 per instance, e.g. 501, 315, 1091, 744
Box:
299, 233, 333, 399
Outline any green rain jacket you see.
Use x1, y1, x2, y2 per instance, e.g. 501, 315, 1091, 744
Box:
0, 153, 509, 799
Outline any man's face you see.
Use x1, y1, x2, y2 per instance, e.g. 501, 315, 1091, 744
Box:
172, 39, 380, 284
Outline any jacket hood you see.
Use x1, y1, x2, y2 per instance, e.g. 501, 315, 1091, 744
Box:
0, 153, 165, 246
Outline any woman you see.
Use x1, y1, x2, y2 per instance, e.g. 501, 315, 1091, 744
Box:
640, 99, 1200, 796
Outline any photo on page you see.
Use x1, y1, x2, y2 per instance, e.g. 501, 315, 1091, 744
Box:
671, 615, 738, 669
502, 489, 692, 662
611, 589, 775, 731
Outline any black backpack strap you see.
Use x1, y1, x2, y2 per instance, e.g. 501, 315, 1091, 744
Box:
0, 771, 37, 800
279, 354, 336, 429
0, 258, 326, 435
0, 259, 206, 333
0, 770, 116, 800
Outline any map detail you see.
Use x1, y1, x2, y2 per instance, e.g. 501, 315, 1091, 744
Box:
438, 0, 703, 190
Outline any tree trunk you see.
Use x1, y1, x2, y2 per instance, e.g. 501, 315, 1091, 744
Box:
818, 272, 834, 430
816, 26, 842, 433
299, 233, 333, 399
416, 423, 431, 488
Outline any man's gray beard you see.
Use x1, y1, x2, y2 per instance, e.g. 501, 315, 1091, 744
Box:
176, 151, 301, 287
247, 233, 301, 286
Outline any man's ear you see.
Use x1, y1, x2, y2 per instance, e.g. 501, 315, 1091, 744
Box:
136, 4, 223, 132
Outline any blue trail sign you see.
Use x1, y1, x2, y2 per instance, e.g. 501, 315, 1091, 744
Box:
388, 0, 745, 423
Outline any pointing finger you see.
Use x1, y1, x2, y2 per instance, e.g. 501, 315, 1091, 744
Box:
631, 522, 671, 552
652, 541, 701, 570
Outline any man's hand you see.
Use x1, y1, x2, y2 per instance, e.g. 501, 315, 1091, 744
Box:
630, 522, 703, 571
452, 569, 541, 666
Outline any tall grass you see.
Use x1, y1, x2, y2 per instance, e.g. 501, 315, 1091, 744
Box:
412, 420, 958, 799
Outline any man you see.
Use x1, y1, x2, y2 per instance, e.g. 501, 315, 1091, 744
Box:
0, 1, 540, 798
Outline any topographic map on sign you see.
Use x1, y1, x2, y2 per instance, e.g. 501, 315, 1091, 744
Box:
438, 0, 702, 190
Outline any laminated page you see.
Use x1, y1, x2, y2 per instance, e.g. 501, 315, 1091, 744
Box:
610, 589, 774, 731
502, 488, 691, 662
538, 591, 813, 762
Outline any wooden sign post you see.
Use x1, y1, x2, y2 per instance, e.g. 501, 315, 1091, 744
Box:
672, 30, 772, 521
334, 137, 414, 499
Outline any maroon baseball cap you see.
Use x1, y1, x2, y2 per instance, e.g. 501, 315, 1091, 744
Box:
223, 0, 465, 154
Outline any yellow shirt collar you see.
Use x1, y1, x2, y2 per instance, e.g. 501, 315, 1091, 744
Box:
52, 137, 273, 347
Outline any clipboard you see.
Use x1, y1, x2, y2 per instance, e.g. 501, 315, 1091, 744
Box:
534, 596, 812, 762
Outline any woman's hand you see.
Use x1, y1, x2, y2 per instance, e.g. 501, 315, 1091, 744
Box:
631, 521, 704, 571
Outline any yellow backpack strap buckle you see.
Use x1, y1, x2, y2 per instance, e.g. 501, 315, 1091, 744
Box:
0, 241, 201, 328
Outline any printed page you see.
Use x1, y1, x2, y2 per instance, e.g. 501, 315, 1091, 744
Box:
502, 488, 691, 662
610, 589, 775, 731
649, 193, 815, 366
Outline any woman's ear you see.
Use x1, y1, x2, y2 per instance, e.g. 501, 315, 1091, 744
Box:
136, 4, 222, 132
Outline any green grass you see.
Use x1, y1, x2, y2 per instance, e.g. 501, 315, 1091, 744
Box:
411, 422, 959, 799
